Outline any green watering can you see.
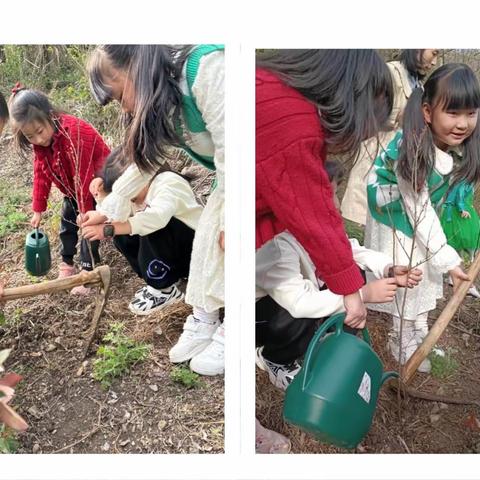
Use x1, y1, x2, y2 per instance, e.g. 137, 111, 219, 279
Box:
25, 228, 51, 276
283, 312, 398, 449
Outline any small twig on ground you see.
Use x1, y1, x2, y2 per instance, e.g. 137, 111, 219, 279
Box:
449, 323, 480, 339
392, 383, 480, 407
52, 403, 104, 453
397, 434, 411, 453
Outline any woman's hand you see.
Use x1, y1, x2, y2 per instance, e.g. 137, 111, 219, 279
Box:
361, 278, 397, 303
343, 291, 367, 329
219, 231, 225, 251
449, 266, 470, 292
82, 224, 106, 241
461, 210, 471, 219
80, 211, 107, 227
30, 212, 42, 228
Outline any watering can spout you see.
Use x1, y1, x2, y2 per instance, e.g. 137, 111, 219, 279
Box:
381, 371, 399, 385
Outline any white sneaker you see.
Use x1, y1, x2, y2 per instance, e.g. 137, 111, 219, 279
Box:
190, 325, 224, 376
467, 285, 480, 298
128, 284, 184, 316
388, 334, 431, 373
169, 315, 220, 363
255, 347, 301, 391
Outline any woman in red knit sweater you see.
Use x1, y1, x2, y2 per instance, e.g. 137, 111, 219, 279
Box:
9, 87, 110, 294
256, 49, 394, 328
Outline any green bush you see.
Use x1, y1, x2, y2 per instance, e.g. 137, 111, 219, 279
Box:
170, 365, 203, 389
430, 349, 459, 379
93, 322, 151, 388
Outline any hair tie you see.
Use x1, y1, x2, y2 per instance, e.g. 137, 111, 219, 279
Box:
11, 82, 25, 96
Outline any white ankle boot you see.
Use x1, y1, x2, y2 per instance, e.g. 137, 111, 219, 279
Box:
389, 316, 431, 373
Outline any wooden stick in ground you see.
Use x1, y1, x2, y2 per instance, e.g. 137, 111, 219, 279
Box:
81, 266, 111, 359
402, 251, 480, 384
1, 266, 110, 301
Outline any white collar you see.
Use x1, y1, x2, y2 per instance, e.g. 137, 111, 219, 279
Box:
434, 146, 454, 175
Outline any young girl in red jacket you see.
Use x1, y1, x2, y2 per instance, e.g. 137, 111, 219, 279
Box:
9, 86, 110, 294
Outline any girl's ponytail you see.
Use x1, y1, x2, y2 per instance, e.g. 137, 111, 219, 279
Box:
397, 87, 435, 191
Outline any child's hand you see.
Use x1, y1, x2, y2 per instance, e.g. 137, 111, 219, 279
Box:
461, 210, 471, 219
361, 278, 397, 304
80, 211, 107, 227
343, 292, 367, 329
449, 266, 470, 292
89, 177, 104, 200
30, 212, 42, 228
82, 224, 105, 241
219, 231, 225, 251
392, 265, 423, 288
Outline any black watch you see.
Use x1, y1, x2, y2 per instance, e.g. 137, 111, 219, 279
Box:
103, 223, 115, 238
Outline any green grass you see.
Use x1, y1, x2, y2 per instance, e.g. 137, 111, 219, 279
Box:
0, 182, 30, 239
93, 322, 151, 389
0, 425, 19, 454
170, 365, 203, 389
0, 308, 23, 329
429, 348, 459, 379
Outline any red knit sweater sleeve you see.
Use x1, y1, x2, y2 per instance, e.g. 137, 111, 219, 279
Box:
256, 68, 364, 295
31, 152, 52, 213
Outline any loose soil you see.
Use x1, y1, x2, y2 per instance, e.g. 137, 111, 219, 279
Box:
0, 138, 224, 454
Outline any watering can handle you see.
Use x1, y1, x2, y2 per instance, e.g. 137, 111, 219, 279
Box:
301, 313, 371, 391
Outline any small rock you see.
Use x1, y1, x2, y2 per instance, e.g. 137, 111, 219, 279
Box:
148, 384, 158, 392
27, 406, 42, 419
32, 443, 40, 453
439, 402, 448, 410
430, 414, 441, 424
123, 411, 131, 420
462, 333, 470, 347
158, 420, 167, 431
431, 403, 440, 414
76, 360, 88, 377
45, 343, 56, 352
101, 442, 110, 452
30, 352, 42, 357
154, 327, 163, 336
436, 385, 446, 395
119, 439, 130, 447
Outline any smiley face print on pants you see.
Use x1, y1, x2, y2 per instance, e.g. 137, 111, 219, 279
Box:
146, 259, 171, 280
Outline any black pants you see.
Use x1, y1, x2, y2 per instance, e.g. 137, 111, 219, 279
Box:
256, 295, 358, 365
60, 197, 100, 271
113, 217, 195, 290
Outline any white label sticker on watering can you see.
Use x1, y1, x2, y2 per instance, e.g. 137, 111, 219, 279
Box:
357, 372, 371, 404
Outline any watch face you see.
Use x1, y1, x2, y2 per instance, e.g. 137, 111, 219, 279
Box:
103, 224, 114, 237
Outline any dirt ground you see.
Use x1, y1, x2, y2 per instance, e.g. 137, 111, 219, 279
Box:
0, 138, 224, 454
256, 214, 480, 453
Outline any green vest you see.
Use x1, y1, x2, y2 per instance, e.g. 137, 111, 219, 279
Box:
367, 130, 450, 237
178, 44, 224, 171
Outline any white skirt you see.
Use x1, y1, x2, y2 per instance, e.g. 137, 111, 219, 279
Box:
364, 212, 443, 320
185, 188, 225, 313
